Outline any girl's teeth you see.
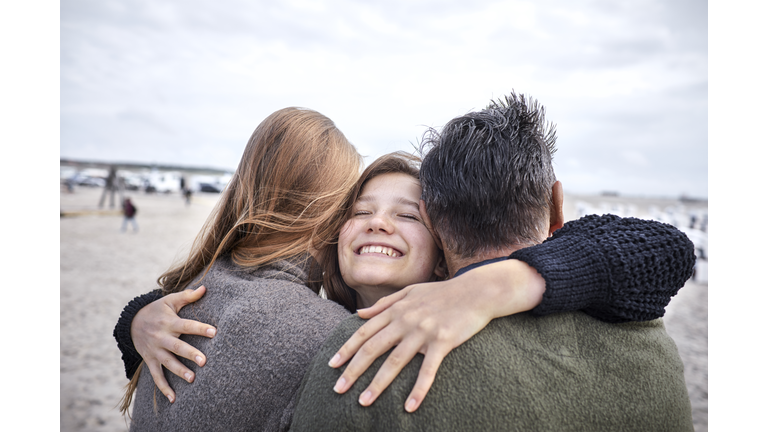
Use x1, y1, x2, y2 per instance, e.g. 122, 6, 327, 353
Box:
360, 246, 399, 257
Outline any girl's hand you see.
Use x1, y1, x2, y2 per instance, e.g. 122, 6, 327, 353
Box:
327, 259, 544, 412
130, 285, 217, 403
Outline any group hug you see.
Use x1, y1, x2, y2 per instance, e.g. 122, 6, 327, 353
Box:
113, 91, 696, 431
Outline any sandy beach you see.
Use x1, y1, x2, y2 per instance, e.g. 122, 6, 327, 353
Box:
60, 186, 708, 432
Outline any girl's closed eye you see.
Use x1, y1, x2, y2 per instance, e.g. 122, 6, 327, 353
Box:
398, 213, 420, 221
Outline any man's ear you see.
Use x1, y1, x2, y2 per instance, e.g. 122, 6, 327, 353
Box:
432, 253, 448, 280
549, 181, 565, 236
419, 199, 444, 251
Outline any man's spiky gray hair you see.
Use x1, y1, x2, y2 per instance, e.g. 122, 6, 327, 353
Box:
419, 91, 558, 258
484, 92, 558, 157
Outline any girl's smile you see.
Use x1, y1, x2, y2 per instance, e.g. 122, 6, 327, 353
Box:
338, 173, 444, 307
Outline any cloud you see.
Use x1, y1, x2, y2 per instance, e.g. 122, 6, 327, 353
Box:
622, 150, 649, 167
60, 0, 707, 198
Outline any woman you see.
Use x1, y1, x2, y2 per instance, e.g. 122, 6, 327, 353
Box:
124, 107, 362, 431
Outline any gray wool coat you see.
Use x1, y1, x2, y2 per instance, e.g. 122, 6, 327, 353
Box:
129, 255, 349, 432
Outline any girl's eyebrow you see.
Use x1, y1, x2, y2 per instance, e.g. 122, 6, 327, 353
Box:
357, 194, 420, 210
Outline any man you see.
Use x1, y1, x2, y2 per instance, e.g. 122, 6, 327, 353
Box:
290, 92, 693, 431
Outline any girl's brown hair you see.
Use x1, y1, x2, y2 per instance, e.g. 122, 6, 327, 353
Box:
317, 151, 440, 312
120, 107, 362, 416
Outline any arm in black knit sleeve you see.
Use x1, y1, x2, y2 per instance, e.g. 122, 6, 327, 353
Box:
113, 289, 163, 379
508, 214, 696, 323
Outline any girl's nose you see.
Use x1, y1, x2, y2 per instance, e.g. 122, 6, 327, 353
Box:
366, 213, 394, 234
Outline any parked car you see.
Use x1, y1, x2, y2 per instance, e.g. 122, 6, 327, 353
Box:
69, 173, 106, 187
198, 182, 222, 193
145, 171, 182, 194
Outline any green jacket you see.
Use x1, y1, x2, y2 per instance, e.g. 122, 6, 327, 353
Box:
291, 312, 693, 432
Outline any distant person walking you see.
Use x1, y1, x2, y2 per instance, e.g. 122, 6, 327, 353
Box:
121, 198, 138, 233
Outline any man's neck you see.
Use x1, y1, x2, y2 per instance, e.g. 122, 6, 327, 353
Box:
446, 245, 528, 278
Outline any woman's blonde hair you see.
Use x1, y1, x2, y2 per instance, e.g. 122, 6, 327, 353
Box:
120, 107, 362, 416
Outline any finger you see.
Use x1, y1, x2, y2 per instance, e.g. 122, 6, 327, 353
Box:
403, 347, 449, 412
166, 286, 207, 313
329, 313, 392, 369
158, 347, 197, 384
357, 337, 424, 407
357, 289, 409, 319
173, 318, 217, 340
163, 334, 208, 367
145, 360, 175, 403
333, 326, 403, 394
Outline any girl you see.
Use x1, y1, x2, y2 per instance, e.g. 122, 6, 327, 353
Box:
320, 152, 446, 310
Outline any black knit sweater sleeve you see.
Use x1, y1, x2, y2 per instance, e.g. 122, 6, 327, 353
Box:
509, 214, 696, 323
113, 289, 164, 379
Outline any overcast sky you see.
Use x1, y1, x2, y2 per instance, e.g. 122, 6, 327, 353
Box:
60, 0, 707, 198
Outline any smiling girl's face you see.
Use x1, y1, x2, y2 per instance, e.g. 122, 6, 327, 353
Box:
337, 172, 444, 308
